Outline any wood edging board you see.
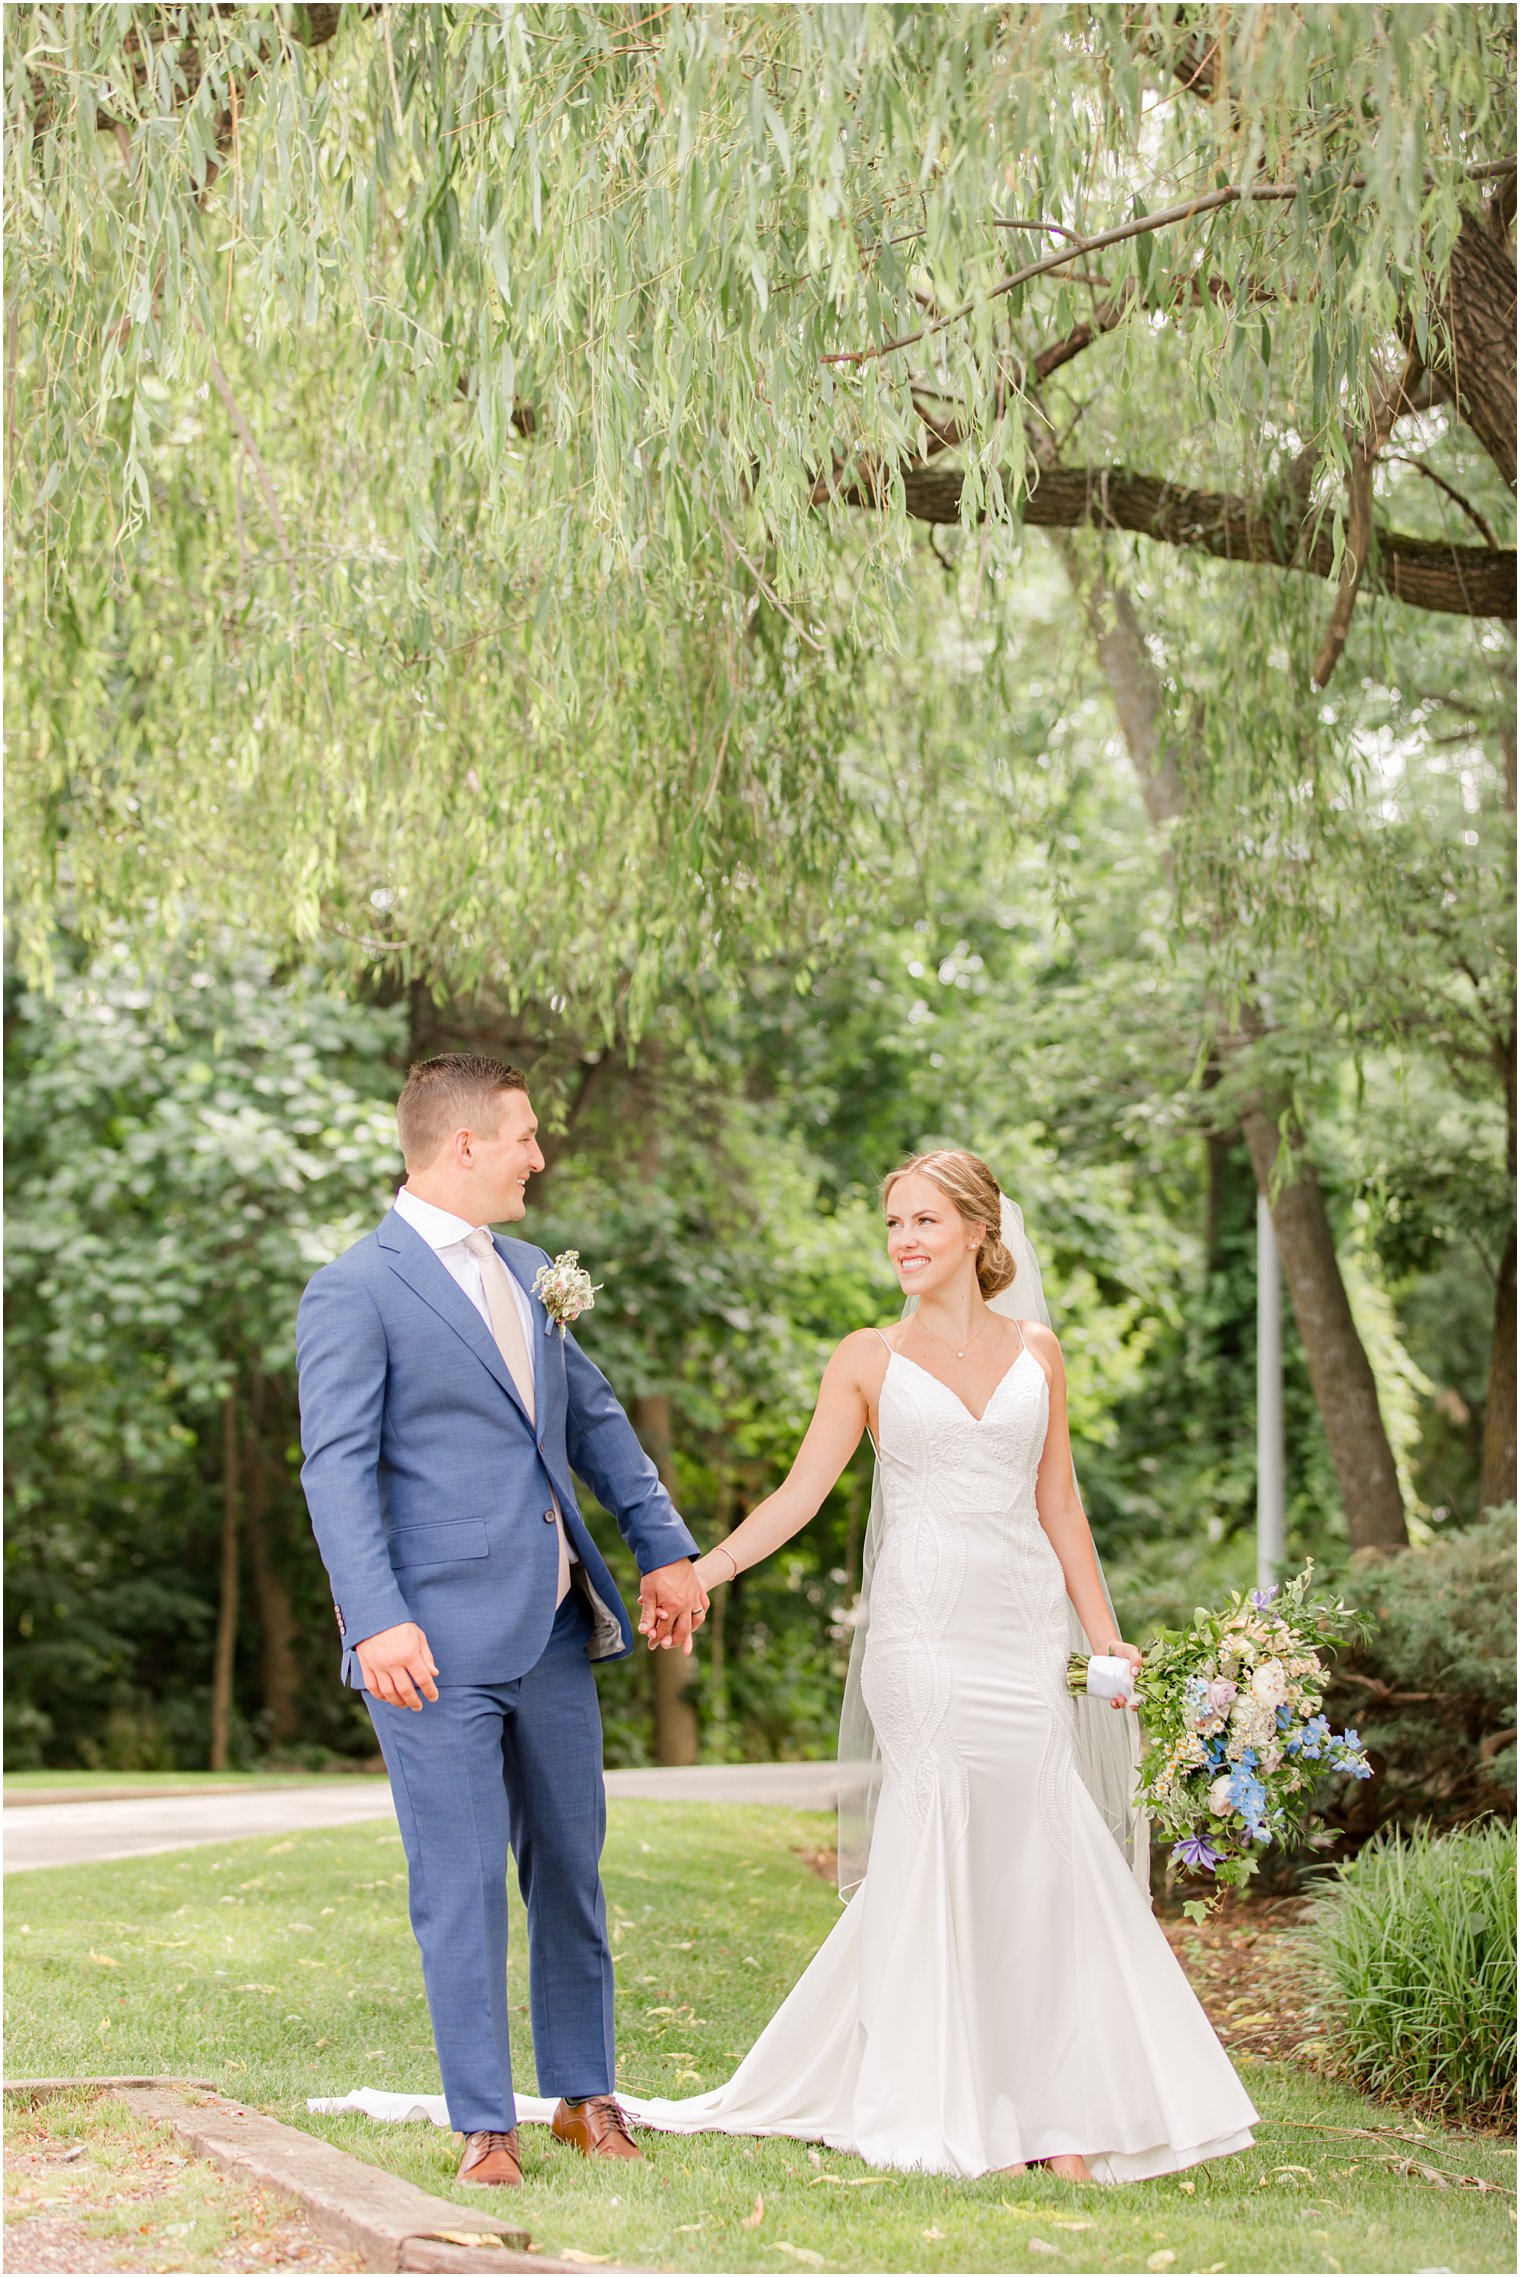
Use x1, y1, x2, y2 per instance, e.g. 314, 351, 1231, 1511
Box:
5, 2076, 620, 2273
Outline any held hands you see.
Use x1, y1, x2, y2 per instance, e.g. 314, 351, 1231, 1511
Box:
637, 1558, 710, 1654
356, 1621, 440, 1711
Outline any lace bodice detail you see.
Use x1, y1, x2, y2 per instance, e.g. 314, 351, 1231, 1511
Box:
876, 1345, 1050, 1504
860, 1343, 1079, 1860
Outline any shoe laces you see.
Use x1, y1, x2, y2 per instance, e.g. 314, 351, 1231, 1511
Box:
584, 2095, 636, 2143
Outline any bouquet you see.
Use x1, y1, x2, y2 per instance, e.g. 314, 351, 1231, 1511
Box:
531, 1249, 602, 1336
1070, 1563, 1372, 1921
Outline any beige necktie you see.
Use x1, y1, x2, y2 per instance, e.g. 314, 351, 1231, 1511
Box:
464, 1229, 571, 1604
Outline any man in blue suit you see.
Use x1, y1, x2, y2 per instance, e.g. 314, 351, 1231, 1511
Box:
297, 1053, 707, 2187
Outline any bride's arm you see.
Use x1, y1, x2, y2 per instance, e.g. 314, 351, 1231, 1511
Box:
1026, 1324, 1141, 1689
694, 1333, 876, 1591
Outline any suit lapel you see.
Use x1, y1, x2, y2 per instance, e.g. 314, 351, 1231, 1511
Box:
498, 1238, 567, 1438
378, 1210, 532, 1428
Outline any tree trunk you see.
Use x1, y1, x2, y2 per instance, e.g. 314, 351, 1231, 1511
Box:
1060, 544, 1408, 1554
1235, 1105, 1407, 1555
1431, 208, 1518, 492
632, 1390, 700, 1766
241, 1375, 304, 1749
210, 1385, 241, 1771
1479, 1223, 1517, 1515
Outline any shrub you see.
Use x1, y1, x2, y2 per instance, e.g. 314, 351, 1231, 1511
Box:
1321, 1505, 1517, 1840
1305, 1818, 1516, 2126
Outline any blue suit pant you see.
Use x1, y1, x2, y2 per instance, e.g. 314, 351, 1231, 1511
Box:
365, 1585, 615, 2132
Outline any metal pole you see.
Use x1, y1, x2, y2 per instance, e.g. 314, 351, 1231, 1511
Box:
1257, 1191, 1286, 1591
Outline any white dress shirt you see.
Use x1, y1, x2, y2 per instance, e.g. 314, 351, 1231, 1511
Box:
392, 1185, 577, 1567
393, 1186, 537, 1379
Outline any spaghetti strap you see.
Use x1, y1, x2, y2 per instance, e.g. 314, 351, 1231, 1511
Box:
869, 1326, 895, 1350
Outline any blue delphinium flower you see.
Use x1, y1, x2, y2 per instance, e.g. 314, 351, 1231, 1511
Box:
1203, 1738, 1226, 1768
1170, 1835, 1224, 1872
1327, 1727, 1373, 1778
1275, 1703, 1293, 1728
1184, 1674, 1213, 1724
1223, 1763, 1270, 1842
1293, 1713, 1331, 1760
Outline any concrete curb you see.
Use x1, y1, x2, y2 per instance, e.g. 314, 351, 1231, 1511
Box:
5, 2076, 610, 2273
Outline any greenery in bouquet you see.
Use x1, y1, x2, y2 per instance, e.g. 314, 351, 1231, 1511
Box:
1072, 1565, 1372, 1922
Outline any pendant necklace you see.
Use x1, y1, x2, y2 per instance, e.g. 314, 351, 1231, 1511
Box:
916, 1315, 993, 1363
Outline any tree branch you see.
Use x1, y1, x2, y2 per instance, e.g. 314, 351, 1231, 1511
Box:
822, 183, 1301, 369
822, 459, 1516, 618
1384, 454, 1503, 548
823, 161, 1513, 372
1312, 347, 1424, 688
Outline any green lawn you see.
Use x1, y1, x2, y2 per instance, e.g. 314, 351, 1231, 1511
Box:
5, 1802, 1514, 2273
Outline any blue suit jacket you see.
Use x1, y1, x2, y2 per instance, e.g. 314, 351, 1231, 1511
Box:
296, 1210, 699, 1686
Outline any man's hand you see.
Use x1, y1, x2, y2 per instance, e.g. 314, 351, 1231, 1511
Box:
637, 1560, 710, 1655
356, 1621, 440, 1710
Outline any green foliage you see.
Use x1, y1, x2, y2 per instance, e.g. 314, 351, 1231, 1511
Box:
5, 6, 1513, 1002
1305, 1818, 1517, 2125
3, 941, 404, 1768
1321, 1505, 1518, 1835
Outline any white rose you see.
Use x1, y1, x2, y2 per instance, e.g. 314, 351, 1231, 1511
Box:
1252, 1659, 1288, 1707
1208, 1775, 1234, 1814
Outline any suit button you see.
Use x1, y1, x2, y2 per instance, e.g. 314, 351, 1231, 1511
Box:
543, 1509, 557, 1525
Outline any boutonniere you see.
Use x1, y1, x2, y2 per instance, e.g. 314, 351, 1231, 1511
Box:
531, 1249, 602, 1337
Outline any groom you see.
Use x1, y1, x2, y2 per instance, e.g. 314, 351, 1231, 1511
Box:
297, 1053, 707, 2187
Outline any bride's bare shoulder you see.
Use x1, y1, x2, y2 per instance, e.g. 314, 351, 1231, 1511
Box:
830, 1326, 896, 1382
1019, 1318, 1063, 1367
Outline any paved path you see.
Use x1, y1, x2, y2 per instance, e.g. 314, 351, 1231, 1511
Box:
4, 1763, 851, 1873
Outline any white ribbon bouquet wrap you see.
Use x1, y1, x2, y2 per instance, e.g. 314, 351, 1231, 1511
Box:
837, 1192, 1149, 1898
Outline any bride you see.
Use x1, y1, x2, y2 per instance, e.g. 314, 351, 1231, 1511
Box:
616, 1149, 1259, 2183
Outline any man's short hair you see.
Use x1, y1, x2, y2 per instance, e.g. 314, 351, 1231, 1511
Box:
395, 1053, 528, 1172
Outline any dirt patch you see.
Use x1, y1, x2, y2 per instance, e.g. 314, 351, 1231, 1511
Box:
4, 2096, 364, 2275
1160, 1891, 1329, 2066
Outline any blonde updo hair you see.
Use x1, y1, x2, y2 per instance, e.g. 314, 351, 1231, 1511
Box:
882, 1149, 1018, 1301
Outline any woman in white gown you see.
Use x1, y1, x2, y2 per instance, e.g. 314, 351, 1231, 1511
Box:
616, 1149, 1259, 2183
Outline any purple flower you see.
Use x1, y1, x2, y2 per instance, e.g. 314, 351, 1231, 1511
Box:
1170, 1836, 1223, 1872
1252, 1585, 1280, 1609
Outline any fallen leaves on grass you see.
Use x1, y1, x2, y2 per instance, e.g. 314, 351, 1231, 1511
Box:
741, 2194, 765, 2228
1380, 2155, 1512, 2193
1146, 2252, 1177, 2271
774, 2245, 826, 2268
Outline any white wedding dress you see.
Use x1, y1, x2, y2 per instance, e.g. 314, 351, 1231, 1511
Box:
315, 1340, 1258, 2180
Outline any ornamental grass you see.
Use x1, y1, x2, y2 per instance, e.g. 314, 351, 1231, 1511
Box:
1305, 1818, 1517, 2127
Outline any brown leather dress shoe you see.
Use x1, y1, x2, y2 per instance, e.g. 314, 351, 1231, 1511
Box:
550, 2095, 644, 2161
457, 2128, 523, 2186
